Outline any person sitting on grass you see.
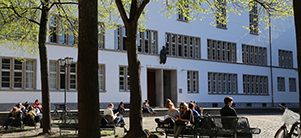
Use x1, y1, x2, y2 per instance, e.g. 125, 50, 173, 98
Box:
1, 107, 22, 132
104, 103, 128, 133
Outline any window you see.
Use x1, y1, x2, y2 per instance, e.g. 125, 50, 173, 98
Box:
279, 50, 293, 68
115, 27, 127, 51
216, 0, 227, 29
98, 65, 105, 91
119, 66, 130, 91
165, 33, 200, 59
0, 58, 36, 89
187, 71, 198, 93
277, 77, 285, 92
51, 61, 76, 90
289, 78, 296, 92
49, 61, 57, 90
249, 2, 258, 34
138, 30, 157, 54
98, 23, 105, 49
115, 27, 158, 54
208, 72, 237, 94
177, 0, 189, 21
207, 39, 236, 62
69, 64, 76, 90
48, 16, 76, 45
243, 74, 268, 95
49, 17, 57, 43
25, 61, 34, 89
242, 44, 267, 65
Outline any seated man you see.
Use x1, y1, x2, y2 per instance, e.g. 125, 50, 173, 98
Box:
103, 103, 128, 133
220, 96, 237, 129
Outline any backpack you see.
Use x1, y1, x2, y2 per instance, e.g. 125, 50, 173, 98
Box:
199, 114, 215, 129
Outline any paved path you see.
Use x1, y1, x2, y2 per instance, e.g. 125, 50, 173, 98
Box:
0, 114, 283, 138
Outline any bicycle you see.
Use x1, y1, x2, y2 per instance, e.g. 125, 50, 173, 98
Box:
274, 104, 300, 138
51, 104, 72, 121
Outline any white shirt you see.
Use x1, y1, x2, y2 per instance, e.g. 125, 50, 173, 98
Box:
104, 108, 114, 119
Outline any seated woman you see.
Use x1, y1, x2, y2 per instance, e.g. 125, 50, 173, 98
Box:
1, 107, 22, 132
32, 99, 42, 110
116, 102, 125, 115
174, 102, 194, 138
143, 100, 156, 114
16, 102, 25, 112
155, 99, 179, 127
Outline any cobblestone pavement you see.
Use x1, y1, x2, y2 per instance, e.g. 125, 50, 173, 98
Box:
0, 114, 283, 138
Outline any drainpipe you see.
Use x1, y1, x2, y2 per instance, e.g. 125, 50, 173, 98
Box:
269, 12, 274, 107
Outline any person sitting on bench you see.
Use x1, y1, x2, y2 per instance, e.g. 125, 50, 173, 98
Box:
104, 103, 128, 133
220, 96, 237, 129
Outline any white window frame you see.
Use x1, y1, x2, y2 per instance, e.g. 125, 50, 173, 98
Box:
0, 58, 36, 90
207, 39, 236, 62
49, 61, 58, 90
48, 16, 76, 46
165, 33, 200, 59
279, 49, 293, 68
277, 77, 285, 92
243, 74, 268, 95
98, 64, 105, 91
98, 23, 105, 49
289, 78, 296, 92
208, 72, 237, 95
69, 64, 77, 90
242, 44, 267, 65
249, 2, 258, 34
187, 71, 198, 93
119, 66, 130, 92
138, 30, 158, 54
216, 0, 227, 29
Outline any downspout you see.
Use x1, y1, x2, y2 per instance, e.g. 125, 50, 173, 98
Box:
269, 12, 274, 107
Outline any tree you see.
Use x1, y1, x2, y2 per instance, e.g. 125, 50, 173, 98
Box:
0, 0, 77, 133
112, 0, 295, 137
114, 0, 149, 137
292, 0, 301, 123
77, 0, 100, 137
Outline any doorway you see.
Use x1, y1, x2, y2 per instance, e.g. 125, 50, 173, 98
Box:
147, 70, 156, 106
147, 69, 177, 107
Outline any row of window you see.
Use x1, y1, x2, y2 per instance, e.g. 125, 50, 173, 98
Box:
47, 17, 293, 68
0, 58, 297, 94
177, 0, 258, 34
277, 77, 296, 92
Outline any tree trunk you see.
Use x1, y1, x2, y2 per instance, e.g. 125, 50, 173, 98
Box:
78, 0, 100, 137
39, 2, 51, 134
124, 21, 147, 138
292, 0, 301, 123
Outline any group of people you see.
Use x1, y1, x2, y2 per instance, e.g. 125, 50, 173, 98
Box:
155, 96, 237, 138
1, 99, 43, 132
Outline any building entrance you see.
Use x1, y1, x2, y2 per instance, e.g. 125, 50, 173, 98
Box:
147, 69, 177, 107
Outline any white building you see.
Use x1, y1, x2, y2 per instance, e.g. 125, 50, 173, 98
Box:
0, 1, 298, 111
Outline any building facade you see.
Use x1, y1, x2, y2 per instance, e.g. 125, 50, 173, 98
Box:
0, 1, 298, 110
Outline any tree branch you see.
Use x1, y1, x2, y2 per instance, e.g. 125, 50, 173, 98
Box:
50, 2, 78, 9
115, 0, 129, 25
9, 2, 40, 25
134, 0, 150, 22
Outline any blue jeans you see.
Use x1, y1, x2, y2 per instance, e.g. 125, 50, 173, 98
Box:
2, 118, 17, 130
114, 115, 126, 126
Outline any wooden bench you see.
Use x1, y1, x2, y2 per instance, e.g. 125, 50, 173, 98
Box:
156, 116, 261, 138
52, 115, 78, 135
100, 114, 125, 135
